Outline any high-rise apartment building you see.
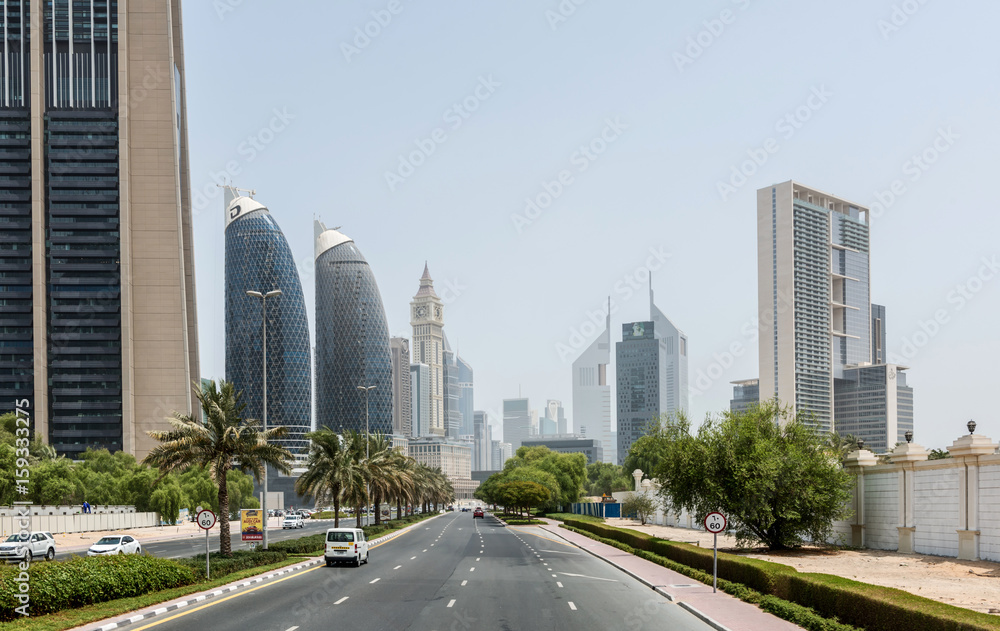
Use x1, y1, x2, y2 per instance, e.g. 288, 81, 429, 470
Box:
225, 195, 311, 454
572, 307, 612, 462
390, 337, 412, 437
314, 221, 392, 434
410, 363, 430, 437
757, 181, 871, 432
0, 1, 199, 458
410, 264, 444, 436
834, 364, 913, 453
491, 440, 512, 470
503, 397, 531, 452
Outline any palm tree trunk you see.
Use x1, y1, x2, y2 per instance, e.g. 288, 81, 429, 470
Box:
374, 490, 382, 526
333, 492, 340, 528
218, 466, 231, 557
396, 498, 402, 521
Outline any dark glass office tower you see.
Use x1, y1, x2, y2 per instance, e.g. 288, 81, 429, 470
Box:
225, 196, 311, 454
314, 221, 392, 434
0, 1, 199, 458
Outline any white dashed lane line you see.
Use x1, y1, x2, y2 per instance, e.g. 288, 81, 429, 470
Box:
411, 556, 416, 560
568, 602, 577, 611
556, 582, 563, 588
447, 599, 456, 608
461, 580, 468, 586
369, 578, 380, 584
393, 565, 402, 570
335, 597, 349, 605
470, 567, 475, 572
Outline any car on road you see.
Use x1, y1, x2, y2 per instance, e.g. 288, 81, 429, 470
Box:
324, 527, 369, 567
88, 535, 141, 556
473, 507, 484, 519
0, 532, 56, 563
282, 514, 304, 529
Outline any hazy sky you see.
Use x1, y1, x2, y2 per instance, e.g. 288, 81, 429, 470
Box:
185, 1, 1000, 451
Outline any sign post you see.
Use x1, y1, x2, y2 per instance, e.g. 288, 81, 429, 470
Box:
704, 512, 727, 593
197, 508, 217, 579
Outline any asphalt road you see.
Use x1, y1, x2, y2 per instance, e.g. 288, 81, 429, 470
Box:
125, 512, 714, 631
53, 518, 355, 562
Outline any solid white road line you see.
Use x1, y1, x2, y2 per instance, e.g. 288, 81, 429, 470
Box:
447, 599, 456, 608
335, 597, 349, 605
568, 602, 577, 611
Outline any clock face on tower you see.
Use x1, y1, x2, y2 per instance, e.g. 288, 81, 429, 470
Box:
434, 306, 442, 319
415, 305, 428, 319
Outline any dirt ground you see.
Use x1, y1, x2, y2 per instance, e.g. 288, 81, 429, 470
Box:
604, 518, 1000, 615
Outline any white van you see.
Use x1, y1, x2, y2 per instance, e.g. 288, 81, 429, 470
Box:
324, 527, 369, 567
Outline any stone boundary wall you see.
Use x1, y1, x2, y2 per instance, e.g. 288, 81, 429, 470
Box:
0, 506, 159, 535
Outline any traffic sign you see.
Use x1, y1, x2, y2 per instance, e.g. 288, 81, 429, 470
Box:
704, 512, 726, 534
197, 509, 217, 530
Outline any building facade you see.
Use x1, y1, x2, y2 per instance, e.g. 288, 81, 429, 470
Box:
872, 304, 886, 365
571, 304, 612, 462
225, 195, 311, 454
314, 221, 392, 434
0, 0, 199, 458
473, 410, 492, 471
491, 440, 512, 470
410, 363, 430, 437
650, 287, 689, 417
834, 364, 913, 453
442, 333, 461, 438
457, 355, 474, 436
390, 337, 411, 437
616, 322, 661, 464
503, 397, 531, 452
730, 379, 760, 414
544, 400, 567, 435
521, 436, 603, 465
410, 264, 445, 436
757, 181, 871, 432
408, 436, 478, 500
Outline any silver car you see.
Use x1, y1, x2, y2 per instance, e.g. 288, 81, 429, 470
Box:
0, 532, 56, 563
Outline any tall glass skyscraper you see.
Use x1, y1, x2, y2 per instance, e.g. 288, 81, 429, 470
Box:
225, 195, 311, 454
572, 303, 612, 462
0, 1, 199, 459
314, 221, 392, 434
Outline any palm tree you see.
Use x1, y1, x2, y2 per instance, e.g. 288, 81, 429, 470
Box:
143, 380, 293, 557
363, 433, 395, 526
295, 427, 354, 528
341, 431, 370, 526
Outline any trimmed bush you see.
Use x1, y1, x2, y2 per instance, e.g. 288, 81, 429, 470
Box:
0, 554, 195, 620
176, 549, 288, 581
268, 535, 326, 555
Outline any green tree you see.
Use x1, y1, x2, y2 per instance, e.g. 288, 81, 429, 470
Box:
651, 400, 853, 550
150, 477, 186, 525
29, 458, 77, 505
622, 419, 672, 478
621, 492, 658, 525
142, 380, 293, 556
496, 480, 550, 516
928, 448, 951, 460
585, 462, 631, 496
504, 446, 585, 509
225, 469, 260, 519
296, 427, 354, 527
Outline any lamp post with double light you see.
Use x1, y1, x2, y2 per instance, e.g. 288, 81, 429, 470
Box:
247, 289, 282, 550
357, 384, 377, 527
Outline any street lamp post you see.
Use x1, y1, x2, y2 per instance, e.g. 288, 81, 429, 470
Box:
247, 289, 282, 550
357, 385, 377, 527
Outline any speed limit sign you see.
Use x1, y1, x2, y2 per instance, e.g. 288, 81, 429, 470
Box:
197, 509, 217, 530
704, 512, 726, 534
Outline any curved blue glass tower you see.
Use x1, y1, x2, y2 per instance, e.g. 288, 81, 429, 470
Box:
314, 221, 393, 434
225, 196, 312, 454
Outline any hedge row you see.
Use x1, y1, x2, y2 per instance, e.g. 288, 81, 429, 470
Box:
269, 513, 437, 555
176, 549, 288, 581
560, 517, 1000, 631
0, 555, 195, 621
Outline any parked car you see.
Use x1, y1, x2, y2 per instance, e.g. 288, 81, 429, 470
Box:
282, 514, 305, 529
0, 532, 56, 563
88, 535, 141, 556
473, 507, 484, 519
324, 527, 369, 567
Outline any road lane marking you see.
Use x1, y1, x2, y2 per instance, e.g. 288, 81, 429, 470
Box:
335, 597, 349, 605
423, 549, 427, 552
476, 557, 480, 561
461, 580, 468, 586
568, 602, 577, 611
370, 578, 380, 584
558, 572, 618, 582
393, 565, 402, 570
556, 582, 563, 588
470, 567, 475, 572
447, 599, 456, 608
285, 627, 298, 631
411, 556, 417, 559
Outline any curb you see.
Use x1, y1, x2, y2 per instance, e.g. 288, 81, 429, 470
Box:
541, 522, 732, 631
88, 557, 323, 631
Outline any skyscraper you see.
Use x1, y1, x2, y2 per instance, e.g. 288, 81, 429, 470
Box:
503, 398, 531, 452
871, 304, 886, 365
410, 363, 430, 437
390, 337, 412, 437
473, 410, 492, 471
544, 400, 567, 435
442, 333, 461, 438
0, 1, 199, 459
457, 355, 475, 437
650, 287, 689, 416
410, 264, 445, 436
571, 305, 612, 462
225, 195, 311, 454
616, 321, 660, 464
757, 181, 871, 432
314, 221, 392, 434
834, 364, 913, 453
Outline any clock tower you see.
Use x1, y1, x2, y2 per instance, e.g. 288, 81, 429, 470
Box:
411, 263, 446, 436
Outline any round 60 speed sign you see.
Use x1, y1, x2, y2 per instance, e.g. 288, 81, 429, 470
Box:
197, 509, 217, 530
704, 512, 727, 534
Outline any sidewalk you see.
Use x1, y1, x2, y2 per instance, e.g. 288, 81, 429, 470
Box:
538, 519, 803, 631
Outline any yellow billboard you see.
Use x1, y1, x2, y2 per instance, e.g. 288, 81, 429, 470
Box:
241, 509, 263, 541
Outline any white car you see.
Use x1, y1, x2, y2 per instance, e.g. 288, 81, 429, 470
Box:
0, 532, 56, 563
324, 527, 369, 567
87, 535, 141, 556
282, 514, 304, 529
